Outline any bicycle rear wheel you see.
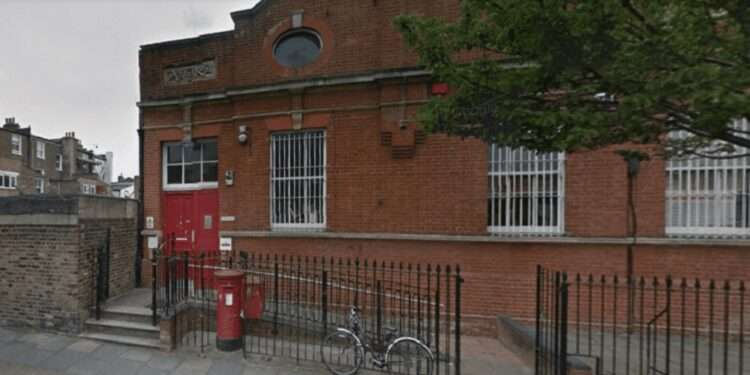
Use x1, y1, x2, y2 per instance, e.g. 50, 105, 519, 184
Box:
320, 330, 365, 375
386, 338, 434, 375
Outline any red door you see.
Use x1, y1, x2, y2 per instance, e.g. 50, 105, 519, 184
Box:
163, 190, 219, 287
163, 190, 219, 256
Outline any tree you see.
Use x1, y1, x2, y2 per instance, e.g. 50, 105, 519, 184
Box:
395, 0, 750, 157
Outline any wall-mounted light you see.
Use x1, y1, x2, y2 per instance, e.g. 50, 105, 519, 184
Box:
238, 125, 249, 145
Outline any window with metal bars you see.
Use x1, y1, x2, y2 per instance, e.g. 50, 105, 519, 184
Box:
487, 145, 565, 235
270, 130, 326, 230
666, 119, 750, 237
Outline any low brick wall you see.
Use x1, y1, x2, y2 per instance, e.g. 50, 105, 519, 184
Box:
0, 195, 137, 332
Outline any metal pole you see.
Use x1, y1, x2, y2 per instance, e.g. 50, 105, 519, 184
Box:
152, 254, 157, 326
454, 265, 462, 375
322, 270, 328, 336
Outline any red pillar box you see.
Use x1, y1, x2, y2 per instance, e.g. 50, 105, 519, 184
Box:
243, 276, 265, 320
215, 270, 245, 351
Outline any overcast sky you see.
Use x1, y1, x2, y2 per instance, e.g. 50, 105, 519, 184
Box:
0, 0, 259, 179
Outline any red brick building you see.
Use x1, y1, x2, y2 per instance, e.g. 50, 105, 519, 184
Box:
138, 0, 750, 324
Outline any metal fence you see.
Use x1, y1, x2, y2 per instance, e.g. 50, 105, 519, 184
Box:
536, 265, 748, 375
153, 247, 463, 375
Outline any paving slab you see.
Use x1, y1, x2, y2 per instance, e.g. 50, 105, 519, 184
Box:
66, 340, 100, 354
36, 336, 76, 352
0, 328, 19, 343
38, 350, 90, 372
137, 367, 169, 375
12, 347, 57, 367
173, 358, 213, 375
207, 359, 244, 375
0, 342, 38, 362
103, 357, 145, 375
0, 360, 63, 375
91, 343, 130, 360
121, 348, 153, 362
145, 352, 182, 372
66, 357, 109, 375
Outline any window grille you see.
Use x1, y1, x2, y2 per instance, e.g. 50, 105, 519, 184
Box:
488, 145, 565, 235
0, 171, 18, 189
163, 139, 218, 188
270, 130, 326, 230
11, 135, 21, 156
666, 119, 750, 237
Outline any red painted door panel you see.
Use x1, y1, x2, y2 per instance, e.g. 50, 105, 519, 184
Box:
163, 193, 194, 255
163, 190, 219, 255
194, 190, 219, 257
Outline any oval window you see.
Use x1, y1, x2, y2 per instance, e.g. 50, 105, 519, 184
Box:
273, 29, 322, 68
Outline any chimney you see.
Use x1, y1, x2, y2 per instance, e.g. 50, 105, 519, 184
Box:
3, 117, 19, 130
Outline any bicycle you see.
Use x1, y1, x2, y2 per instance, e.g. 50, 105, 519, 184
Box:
320, 306, 434, 375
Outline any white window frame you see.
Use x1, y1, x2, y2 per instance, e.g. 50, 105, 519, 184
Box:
487, 144, 566, 235
666, 119, 750, 237
0, 171, 18, 190
35, 178, 45, 194
270, 130, 327, 230
162, 140, 219, 191
11, 135, 22, 156
36, 140, 45, 160
56, 154, 63, 171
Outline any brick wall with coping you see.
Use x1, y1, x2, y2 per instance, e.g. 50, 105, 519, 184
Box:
0, 196, 137, 332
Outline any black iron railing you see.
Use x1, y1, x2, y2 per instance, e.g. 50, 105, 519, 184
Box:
537, 266, 748, 375
153, 250, 464, 375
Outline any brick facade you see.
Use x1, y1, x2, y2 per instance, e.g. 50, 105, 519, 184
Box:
138, 0, 750, 323
0, 196, 137, 332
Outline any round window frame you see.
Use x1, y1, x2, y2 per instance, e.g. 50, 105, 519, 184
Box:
272, 28, 324, 69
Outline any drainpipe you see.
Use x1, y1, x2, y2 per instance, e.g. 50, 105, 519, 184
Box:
135, 110, 144, 287
616, 149, 649, 330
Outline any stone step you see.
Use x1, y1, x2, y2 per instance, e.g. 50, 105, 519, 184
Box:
78, 332, 162, 350
84, 319, 160, 340
94, 305, 154, 325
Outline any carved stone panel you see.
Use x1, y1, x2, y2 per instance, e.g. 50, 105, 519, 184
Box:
164, 60, 217, 86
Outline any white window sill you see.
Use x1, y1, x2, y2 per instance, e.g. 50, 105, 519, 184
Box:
163, 182, 219, 191
271, 224, 326, 233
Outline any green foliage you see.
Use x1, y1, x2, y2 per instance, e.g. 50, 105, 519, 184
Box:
395, 0, 750, 156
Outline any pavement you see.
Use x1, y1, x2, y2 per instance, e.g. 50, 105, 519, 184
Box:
0, 326, 532, 375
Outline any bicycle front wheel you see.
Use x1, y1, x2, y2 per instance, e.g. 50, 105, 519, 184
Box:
386, 338, 434, 375
320, 330, 365, 375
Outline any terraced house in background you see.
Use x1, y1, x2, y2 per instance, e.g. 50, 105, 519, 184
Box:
137, 0, 750, 326
0, 117, 112, 197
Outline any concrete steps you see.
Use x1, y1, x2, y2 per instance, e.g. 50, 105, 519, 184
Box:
80, 305, 162, 350
78, 332, 161, 350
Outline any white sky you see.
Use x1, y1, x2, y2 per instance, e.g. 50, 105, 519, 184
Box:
0, 0, 260, 179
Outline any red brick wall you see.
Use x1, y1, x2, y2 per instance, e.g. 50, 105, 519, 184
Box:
138, 0, 750, 324
228, 238, 750, 321
139, 0, 461, 101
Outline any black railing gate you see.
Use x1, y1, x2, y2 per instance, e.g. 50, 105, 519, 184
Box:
95, 228, 111, 320
153, 252, 464, 375
536, 265, 569, 375
536, 266, 748, 375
